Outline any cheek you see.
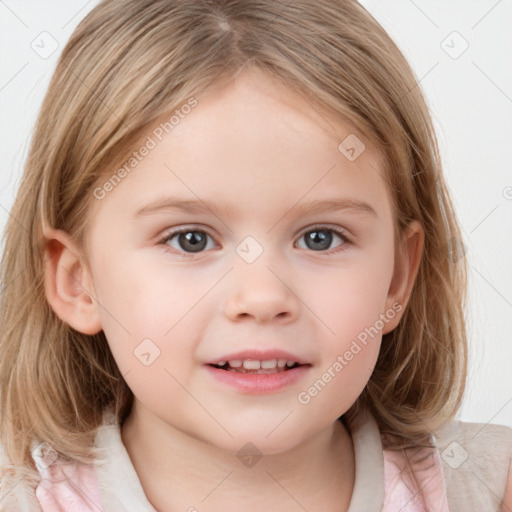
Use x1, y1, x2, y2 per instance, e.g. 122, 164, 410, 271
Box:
90, 254, 181, 360
301, 243, 394, 408
91, 253, 210, 398
312, 250, 394, 346
295, 262, 393, 416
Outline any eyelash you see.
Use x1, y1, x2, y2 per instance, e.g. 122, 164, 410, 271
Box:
156, 225, 352, 258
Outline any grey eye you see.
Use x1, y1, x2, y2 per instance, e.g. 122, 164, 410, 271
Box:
296, 228, 346, 252
163, 230, 214, 253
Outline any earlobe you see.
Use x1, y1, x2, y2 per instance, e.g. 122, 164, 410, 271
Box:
43, 227, 102, 335
382, 221, 424, 334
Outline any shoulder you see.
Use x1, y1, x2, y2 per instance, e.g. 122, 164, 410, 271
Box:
435, 418, 512, 473
436, 416, 512, 448
434, 418, 512, 512
0, 412, 117, 512
0, 436, 42, 511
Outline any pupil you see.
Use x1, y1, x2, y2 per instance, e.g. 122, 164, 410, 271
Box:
307, 230, 332, 251
180, 231, 207, 252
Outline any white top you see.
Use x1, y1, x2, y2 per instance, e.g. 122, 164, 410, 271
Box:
2, 404, 512, 511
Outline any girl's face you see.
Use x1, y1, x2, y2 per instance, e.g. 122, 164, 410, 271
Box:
83, 68, 418, 454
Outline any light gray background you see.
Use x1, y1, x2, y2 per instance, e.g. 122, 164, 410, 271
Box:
1, 0, 511, 426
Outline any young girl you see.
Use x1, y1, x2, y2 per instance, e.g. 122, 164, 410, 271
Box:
1, 0, 511, 510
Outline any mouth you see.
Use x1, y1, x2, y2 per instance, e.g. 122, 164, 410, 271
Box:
205, 352, 312, 393
208, 359, 306, 374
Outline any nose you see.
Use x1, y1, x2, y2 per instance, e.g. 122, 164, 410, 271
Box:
224, 262, 299, 324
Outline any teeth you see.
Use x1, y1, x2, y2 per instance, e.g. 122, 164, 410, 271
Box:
214, 359, 299, 371
243, 360, 261, 370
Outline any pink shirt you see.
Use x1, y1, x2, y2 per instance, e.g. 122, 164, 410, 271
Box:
33, 447, 450, 511
31, 406, 451, 512
382, 446, 450, 511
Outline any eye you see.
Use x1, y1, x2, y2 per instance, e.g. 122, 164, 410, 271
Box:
158, 228, 215, 256
295, 226, 350, 253
157, 225, 351, 257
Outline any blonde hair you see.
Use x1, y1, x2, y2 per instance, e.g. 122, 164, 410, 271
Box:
1, 0, 467, 498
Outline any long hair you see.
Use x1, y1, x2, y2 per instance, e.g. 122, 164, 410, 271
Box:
0, 0, 467, 498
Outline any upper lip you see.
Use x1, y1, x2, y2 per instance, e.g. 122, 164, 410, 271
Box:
206, 349, 311, 365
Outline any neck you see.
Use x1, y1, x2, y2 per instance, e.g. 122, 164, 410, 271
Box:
121, 400, 355, 512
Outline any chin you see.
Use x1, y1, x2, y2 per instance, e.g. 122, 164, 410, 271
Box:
208, 427, 305, 458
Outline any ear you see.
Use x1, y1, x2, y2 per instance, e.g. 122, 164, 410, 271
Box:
382, 220, 424, 334
42, 226, 102, 335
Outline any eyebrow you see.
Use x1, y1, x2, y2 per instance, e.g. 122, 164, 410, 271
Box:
134, 195, 378, 219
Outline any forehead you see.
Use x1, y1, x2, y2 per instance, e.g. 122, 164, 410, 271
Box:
90, 68, 392, 225
167, 68, 372, 156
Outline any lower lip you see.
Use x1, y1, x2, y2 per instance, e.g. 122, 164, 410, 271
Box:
205, 365, 311, 393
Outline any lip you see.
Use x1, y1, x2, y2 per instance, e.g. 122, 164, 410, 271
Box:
205, 349, 310, 366
205, 364, 311, 394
